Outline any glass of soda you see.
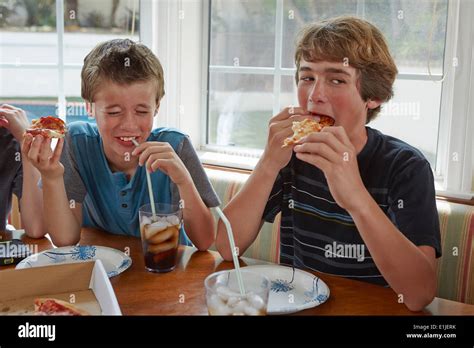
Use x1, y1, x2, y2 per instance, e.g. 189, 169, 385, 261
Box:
139, 203, 182, 273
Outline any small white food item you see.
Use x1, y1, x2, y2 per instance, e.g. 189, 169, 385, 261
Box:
231, 300, 249, 313
208, 294, 231, 315
216, 286, 241, 301
247, 292, 266, 310
166, 215, 180, 227
144, 220, 168, 239
226, 296, 240, 307
208, 285, 267, 316
140, 216, 151, 228
243, 305, 260, 316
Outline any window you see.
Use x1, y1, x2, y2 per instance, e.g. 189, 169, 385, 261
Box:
0, 0, 140, 125
205, 0, 449, 169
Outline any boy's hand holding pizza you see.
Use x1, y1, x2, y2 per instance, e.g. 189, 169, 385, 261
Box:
293, 126, 367, 212
261, 106, 312, 173
22, 116, 66, 181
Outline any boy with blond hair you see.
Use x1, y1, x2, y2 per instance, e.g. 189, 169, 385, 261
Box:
216, 16, 441, 311
23, 39, 219, 249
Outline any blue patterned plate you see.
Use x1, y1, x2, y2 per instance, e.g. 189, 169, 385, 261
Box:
15, 245, 132, 278
242, 265, 330, 314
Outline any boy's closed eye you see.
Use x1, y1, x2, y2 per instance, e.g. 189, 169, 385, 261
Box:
136, 110, 150, 115
104, 106, 122, 116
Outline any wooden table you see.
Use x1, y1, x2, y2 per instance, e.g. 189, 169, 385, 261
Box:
6, 228, 474, 315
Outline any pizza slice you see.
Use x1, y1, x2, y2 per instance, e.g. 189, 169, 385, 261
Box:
26, 116, 67, 138
282, 115, 335, 147
34, 298, 89, 316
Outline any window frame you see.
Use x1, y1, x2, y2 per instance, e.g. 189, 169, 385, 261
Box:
0, 0, 144, 122
1, 0, 471, 197
202, 0, 446, 156
435, 0, 474, 197
198, 0, 473, 198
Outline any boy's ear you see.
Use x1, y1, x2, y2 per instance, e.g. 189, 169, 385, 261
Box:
85, 101, 95, 118
367, 98, 382, 110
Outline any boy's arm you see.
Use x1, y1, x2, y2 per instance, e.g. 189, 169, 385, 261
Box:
133, 139, 218, 251
19, 160, 45, 238
22, 135, 82, 246
215, 107, 312, 260
215, 159, 278, 261
348, 192, 436, 312
175, 180, 215, 251
294, 126, 437, 311
41, 176, 82, 246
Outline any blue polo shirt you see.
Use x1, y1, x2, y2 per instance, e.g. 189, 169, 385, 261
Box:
59, 122, 220, 244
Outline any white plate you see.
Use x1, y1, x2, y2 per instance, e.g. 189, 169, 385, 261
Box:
15, 245, 132, 278
242, 265, 330, 314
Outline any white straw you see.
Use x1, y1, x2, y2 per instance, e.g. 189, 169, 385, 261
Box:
132, 139, 156, 220
214, 206, 245, 295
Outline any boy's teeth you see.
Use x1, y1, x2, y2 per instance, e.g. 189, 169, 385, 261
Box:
120, 137, 136, 141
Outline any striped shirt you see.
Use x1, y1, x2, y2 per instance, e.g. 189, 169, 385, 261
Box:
262, 126, 441, 286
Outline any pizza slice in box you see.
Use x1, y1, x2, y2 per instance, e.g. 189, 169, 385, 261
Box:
282, 115, 335, 147
34, 298, 89, 316
25, 116, 67, 138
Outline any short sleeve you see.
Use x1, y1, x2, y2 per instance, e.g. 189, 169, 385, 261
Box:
387, 159, 442, 258
262, 171, 284, 223
173, 136, 221, 207
60, 134, 87, 203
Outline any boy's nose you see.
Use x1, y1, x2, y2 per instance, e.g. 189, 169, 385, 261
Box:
308, 76, 328, 104
120, 111, 140, 130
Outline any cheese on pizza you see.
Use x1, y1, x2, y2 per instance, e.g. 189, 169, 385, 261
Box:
26, 116, 67, 138
34, 298, 89, 316
282, 116, 335, 147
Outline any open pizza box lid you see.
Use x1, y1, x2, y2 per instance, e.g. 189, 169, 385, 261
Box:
0, 260, 121, 315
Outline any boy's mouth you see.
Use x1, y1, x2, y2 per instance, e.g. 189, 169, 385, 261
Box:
308, 111, 335, 124
115, 136, 139, 147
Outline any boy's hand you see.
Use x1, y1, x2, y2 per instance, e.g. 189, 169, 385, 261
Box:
132, 142, 192, 186
293, 126, 367, 211
262, 106, 312, 173
0, 104, 29, 141
22, 134, 65, 181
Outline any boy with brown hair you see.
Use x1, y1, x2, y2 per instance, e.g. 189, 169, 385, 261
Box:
22, 39, 219, 249
216, 16, 441, 311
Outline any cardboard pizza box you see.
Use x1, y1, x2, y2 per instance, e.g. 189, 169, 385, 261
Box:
0, 260, 121, 315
